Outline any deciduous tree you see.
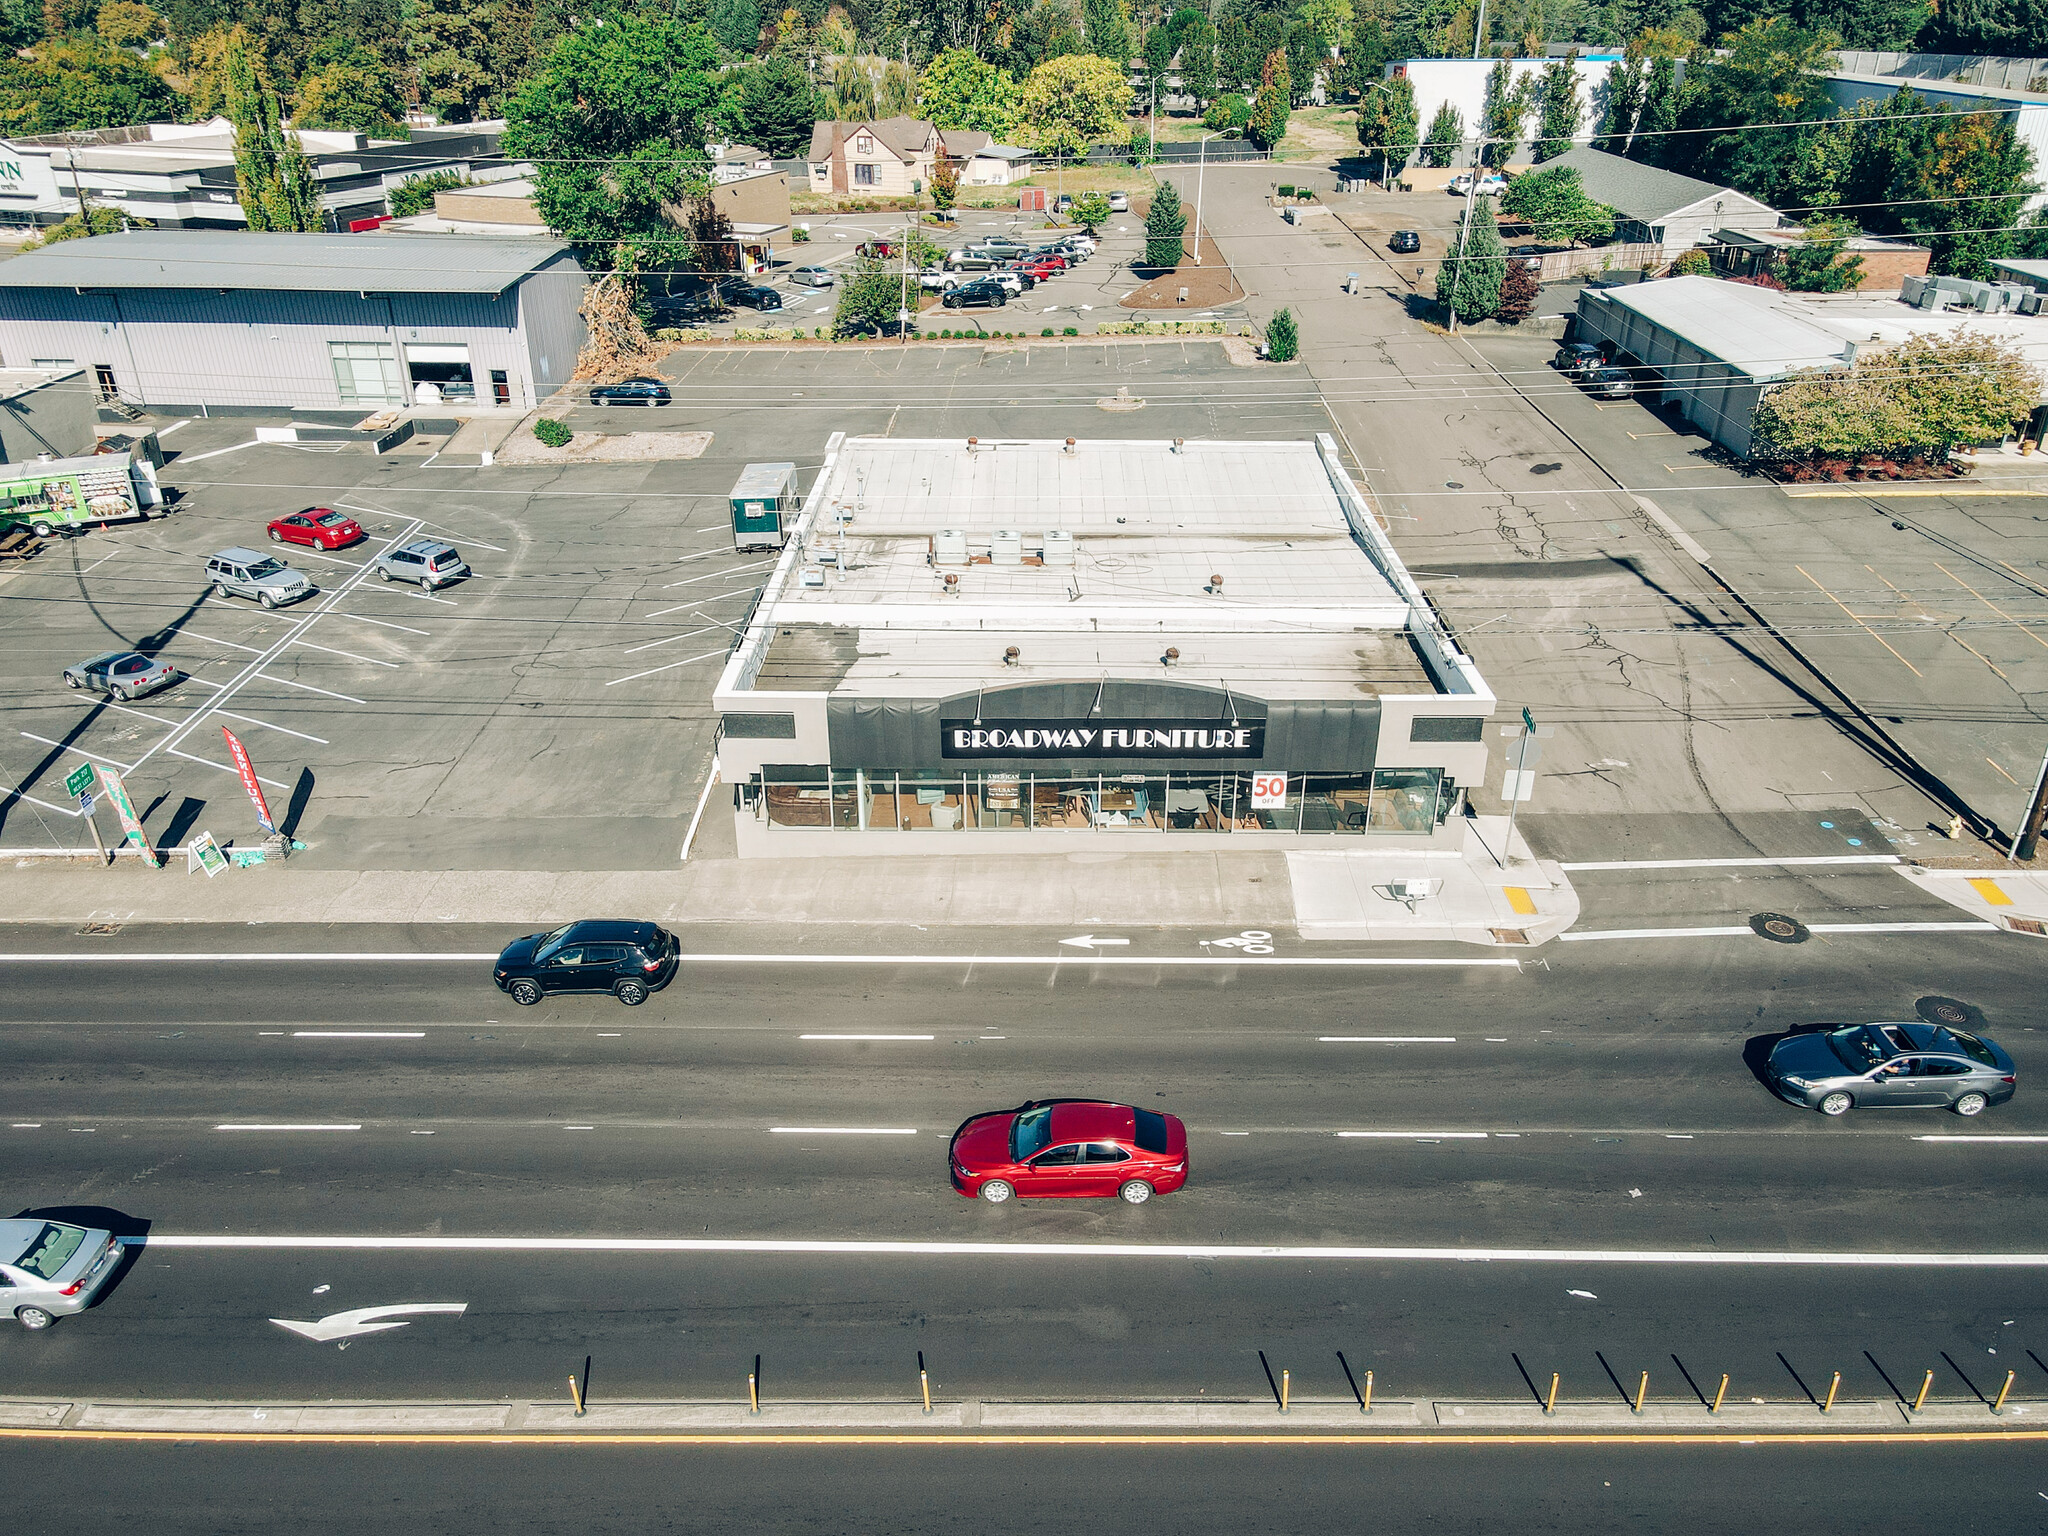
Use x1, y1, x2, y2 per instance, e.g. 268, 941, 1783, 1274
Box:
294, 40, 407, 134
833, 253, 906, 334
225, 26, 321, 228
1244, 46, 1289, 150
0, 34, 179, 131
918, 46, 1019, 137
1532, 49, 1581, 160
1359, 71, 1417, 184
94, 0, 160, 46
1751, 332, 2040, 461
1176, 12, 1215, 104
1494, 257, 1538, 321
1497, 163, 1615, 244
406, 0, 497, 120
1420, 99, 1462, 167
1019, 50, 1131, 159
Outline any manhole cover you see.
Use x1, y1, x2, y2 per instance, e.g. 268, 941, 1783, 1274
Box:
1915, 995, 1984, 1029
1749, 912, 1810, 943
76, 921, 122, 936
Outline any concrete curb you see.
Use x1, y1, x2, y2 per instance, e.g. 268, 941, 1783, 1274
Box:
1897, 864, 2048, 936
4, 1396, 2035, 1436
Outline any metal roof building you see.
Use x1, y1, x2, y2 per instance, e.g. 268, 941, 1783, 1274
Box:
0, 230, 588, 416
1539, 148, 1782, 254
713, 433, 1495, 856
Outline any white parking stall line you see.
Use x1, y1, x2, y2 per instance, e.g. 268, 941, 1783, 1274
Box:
769, 1127, 919, 1135
662, 560, 775, 589
188, 632, 267, 655
289, 638, 400, 669
667, 549, 732, 567
214, 1124, 362, 1132
1319, 1036, 1456, 1043
281, 548, 366, 570
255, 672, 367, 705
168, 748, 292, 791
799, 1034, 935, 1041
605, 647, 727, 687
19, 734, 136, 772
0, 788, 82, 818
338, 612, 431, 637
212, 710, 328, 746
410, 591, 459, 606
644, 602, 706, 619
175, 439, 261, 463
622, 625, 718, 656
82, 547, 121, 574
1337, 1131, 1489, 1139
1559, 855, 1903, 871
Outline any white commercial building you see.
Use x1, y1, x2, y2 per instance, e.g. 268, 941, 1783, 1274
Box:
713, 434, 1496, 855
1386, 55, 1623, 165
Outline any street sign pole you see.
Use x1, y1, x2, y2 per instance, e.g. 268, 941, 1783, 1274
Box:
65, 762, 110, 866
2012, 741, 2048, 864
1503, 706, 1536, 869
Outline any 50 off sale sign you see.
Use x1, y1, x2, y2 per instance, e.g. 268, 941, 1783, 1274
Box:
1250, 772, 1289, 808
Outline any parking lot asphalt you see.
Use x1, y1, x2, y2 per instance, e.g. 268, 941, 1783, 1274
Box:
0, 344, 1329, 872
652, 207, 1247, 334
1464, 332, 2048, 845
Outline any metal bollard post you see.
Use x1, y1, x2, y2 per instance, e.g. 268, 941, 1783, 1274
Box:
1822, 1371, 1841, 1414
1363, 1370, 1373, 1415
919, 1350, 932, 1416
1633, 1372, 1649, 1414
1280, 1369, 1290, 1414
1545, 1373, 1560, 1415
1913, 1371, 1933, 1413
1711, 1375, 1729, 1415
1994, 1370, 2016, 1415
568, 1374, 585, 1417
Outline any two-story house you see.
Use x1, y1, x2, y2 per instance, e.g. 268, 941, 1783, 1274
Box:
807, 118, 996, 197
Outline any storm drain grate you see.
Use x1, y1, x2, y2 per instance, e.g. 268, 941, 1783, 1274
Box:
1748, 912, 1810, 944
76, 921, 122, 936
2001, 916, 2046, 937
1489, 928, 1531, 945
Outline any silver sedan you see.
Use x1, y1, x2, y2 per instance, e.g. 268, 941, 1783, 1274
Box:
1, 1218, 124, 1329
1766, 1022, 2017, 1117
63, 649, 177, 701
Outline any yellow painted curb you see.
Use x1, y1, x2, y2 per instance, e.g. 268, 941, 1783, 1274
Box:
2, 1428, 2044, 1447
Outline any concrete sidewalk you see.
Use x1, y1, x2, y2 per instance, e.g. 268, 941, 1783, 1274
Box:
1900, 864, 2048, 937
0, 817, 1574, 943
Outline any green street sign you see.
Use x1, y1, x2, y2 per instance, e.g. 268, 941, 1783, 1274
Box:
1521, 706, 1536, 734
65, 762, 95, 799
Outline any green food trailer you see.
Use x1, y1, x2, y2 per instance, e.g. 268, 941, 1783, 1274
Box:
728, 462, 797, 553
0, 451, 163, 538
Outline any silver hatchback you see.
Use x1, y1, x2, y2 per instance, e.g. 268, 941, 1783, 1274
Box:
206, 547, 317, 608
373, 539, 470, 589
1, 1218, 123, 1329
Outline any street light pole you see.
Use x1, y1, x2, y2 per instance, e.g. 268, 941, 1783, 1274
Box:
1191, 129, 1224, 265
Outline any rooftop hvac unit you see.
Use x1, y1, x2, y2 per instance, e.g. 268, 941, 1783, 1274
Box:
2021, 291, 2044, 316
935, 528, 968, 565
1043, 530, 1074, 566
799, 567, 826, 588
1900, 273, 1929, 305
991, 529, 1022, 565
1915, 282, 1941, 309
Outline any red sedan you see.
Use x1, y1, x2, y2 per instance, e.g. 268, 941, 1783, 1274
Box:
950, 1099, 1188, 1205
267, 507, 363, 550
1016, 262, 1062, 283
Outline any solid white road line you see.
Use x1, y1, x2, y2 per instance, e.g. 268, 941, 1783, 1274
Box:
1319, 1035, 1456, 1043
213, 1124, 362, 1132
1561, 926, 1764, 941
605, 647, 728, 687
1338, 1131, 1488, 1139
1914, 1135, 2048, 1144
130, 1234, 2048, 1266
291, 1030, 426, 1038
769, 1127, 918, 1135
1559, 922, 1999, 941
800, 1033, 935, 1040
1559, 856, 1903, 871
1809, 921, 2000, 934
0, 953, 498, 962
0, 952, 1517, 968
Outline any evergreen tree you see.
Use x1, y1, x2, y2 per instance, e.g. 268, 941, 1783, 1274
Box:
709, 0, 762, 53
1284, 20, 1319, 106
735, 52, 820, 154
1142, 18, 1172, 91
1144, 175, 1185, 267
1265, 305, 1298, 360
1217, 13, 1256, 89
1360, 71, 1418, 183
406, 0, 497, 120
1593, 47, 1644, 152
1177, 13, 1215, 104
1532, 50, 1581, 160
1436, 200, 1504, 321
1632, 52, 1677, 162
1245, 45, 1290, 149
225, 27, 321, 229
1420, 99, 1462, 166
1082, 0, 1130, 61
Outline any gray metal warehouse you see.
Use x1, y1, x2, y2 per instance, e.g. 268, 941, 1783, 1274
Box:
0, 231, 589, 417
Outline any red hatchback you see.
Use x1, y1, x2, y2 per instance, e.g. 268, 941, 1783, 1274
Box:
950, 1099, 1188, 1205
267, 507, 363, 550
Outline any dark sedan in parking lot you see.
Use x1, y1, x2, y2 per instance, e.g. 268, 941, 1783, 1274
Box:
588, 376, 671, 406
1578, 366, 1635, 399
1767, 1021, 2016, 1117
732, 285, 784, 311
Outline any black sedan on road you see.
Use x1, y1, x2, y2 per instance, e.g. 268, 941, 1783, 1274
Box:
1767, 1021, 2016, 1117
732, 285, 784, 311
494, 920, 681, 1007
588, 376, 671, 407
942, 280, 1008, 309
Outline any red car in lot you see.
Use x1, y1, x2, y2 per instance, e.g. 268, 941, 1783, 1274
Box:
1016, 261, 1062, 283
950, 1099, 1188, 1205
267, 507, 363, 550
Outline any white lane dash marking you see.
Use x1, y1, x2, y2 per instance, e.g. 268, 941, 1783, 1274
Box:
10, 1123, 41, 1128
563, 1125, 594, 1131
1337, 1131, 1488, 1139
604, 647, 727, 687
130, 1235, 2048, 1266
1319, 1036, 1456, 1042
800, 1033, 935, 1041
215, 1124, 362, 1132
292, 1036, 428, 1048
769, 1127, 919, 1135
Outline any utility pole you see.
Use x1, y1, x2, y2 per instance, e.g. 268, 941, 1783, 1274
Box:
2013, 741, 2048, 863
1472, 0, 1486, 57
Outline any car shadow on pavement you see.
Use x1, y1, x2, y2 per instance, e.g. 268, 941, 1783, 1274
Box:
1743, 1025, 1842, 1092
11, 1205, 152, 1311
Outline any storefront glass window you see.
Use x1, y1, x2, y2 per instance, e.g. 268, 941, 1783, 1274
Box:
1298, 773, 1374, 834
763, 764, 833, 828
829, 770, 860, 829
1367, 767, 1443, 833
971, 772, 1029, 829
1233, 772, 1299, 832
1093, 773, 1163, 830
1164, 773, 1229, 831
898, 770, 964, 831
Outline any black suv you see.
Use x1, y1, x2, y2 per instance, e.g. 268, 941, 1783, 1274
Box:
1388, 229, 1421, 253
732, 285, 784, 311
943, 280, 1008, 309
493, 920, 681, 1006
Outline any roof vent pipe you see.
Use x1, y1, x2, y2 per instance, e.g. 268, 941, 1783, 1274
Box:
1063, 437, 1077, 455
1162, 646, 1180, 667
1171, 437, 1185, 453
942, 573, 960, 595
1206, 573, 1224, 595
1003, 646, 1021, 666
967, 436, 979, 454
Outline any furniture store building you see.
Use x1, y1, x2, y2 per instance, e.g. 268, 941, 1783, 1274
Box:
713, 433, 1497, 855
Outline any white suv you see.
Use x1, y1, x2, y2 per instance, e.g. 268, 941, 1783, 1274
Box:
373, 539, 470, 589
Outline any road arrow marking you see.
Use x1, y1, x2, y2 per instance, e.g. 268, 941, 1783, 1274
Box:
270, 1303, 468, 1343
1058, 935, 1131, 950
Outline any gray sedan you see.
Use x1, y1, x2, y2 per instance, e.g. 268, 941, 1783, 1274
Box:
788, 266, 836, 287
1766, 1022, 2016, 1117
63, 649, 177, 701
1, 1218, 124, 1329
